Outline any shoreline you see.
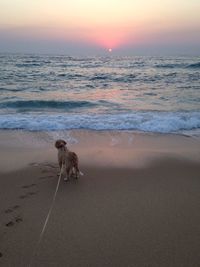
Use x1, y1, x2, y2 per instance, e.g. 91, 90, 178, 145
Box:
0, 129, 200, 172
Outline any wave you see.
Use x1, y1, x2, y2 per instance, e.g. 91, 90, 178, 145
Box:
0, 100, 99, 110
154, 63, 184, 69
155, 62, 200, 69
0, 111, 199, 134
113, 74, 137, 82
88, 73, 138, 82
57, 73, 84, 79
15, 63, 42, 68
186, 62, 200, 69
89, 74, 111, 81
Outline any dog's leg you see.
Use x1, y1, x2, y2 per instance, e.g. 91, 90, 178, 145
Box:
74, 166, 79, 179
59, 162, 69, 181
69, 168, 73, 179
76, 164, 84, 178
64, 166, 70, 181
57, 160, 63, 177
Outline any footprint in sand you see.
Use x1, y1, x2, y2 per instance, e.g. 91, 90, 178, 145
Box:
5, 221, 14, 227
5, 215, 23, 227
4, 205, 20, 214
15, 216, 23, 223
4, 208, 13, 214
22, 183, 36, 189
19, 191, 37, 199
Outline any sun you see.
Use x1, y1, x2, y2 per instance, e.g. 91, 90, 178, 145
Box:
108, 48, 112, 52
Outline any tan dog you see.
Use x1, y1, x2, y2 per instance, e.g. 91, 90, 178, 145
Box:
55, 139, 83, 181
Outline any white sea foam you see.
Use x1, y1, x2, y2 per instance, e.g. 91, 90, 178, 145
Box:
0, 111, 200, 135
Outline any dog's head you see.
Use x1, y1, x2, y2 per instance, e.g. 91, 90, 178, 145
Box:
55, 139, 67, 149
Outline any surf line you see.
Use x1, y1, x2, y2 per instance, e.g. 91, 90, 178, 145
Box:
28, 169, 62, 267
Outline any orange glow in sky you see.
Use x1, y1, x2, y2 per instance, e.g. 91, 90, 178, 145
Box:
0, 0, 200, 53
86, 27, 131, 49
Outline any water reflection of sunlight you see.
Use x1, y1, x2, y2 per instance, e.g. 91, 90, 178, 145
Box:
87, 88, 123, 102
43, 88, 125, 104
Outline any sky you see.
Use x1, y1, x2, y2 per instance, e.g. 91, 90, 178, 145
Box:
0, 0, 199, 55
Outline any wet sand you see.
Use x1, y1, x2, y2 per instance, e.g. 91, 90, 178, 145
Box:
0, 130, 200, 267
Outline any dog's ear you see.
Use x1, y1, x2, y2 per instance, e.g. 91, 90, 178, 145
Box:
55, 140, 61, 149
62, 140, 67, 145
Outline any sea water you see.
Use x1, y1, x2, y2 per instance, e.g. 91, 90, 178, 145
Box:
0, 54, 200, 135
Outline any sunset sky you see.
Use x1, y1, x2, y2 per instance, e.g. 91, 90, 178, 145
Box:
0, 0, 199, 55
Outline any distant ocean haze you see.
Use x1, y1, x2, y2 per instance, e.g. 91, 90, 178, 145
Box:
0, 54, 200, 135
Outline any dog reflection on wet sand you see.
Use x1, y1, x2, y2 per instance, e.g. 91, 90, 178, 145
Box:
55, 139, 83, 181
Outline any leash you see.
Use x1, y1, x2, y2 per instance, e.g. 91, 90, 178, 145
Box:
28, 168, 62, 267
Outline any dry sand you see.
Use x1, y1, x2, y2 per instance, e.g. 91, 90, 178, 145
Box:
0, 130, 200, 267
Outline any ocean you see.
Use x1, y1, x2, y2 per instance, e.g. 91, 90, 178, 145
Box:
0, 54, 200, 135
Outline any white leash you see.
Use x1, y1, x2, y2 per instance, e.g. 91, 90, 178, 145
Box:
28, 169, 62, 267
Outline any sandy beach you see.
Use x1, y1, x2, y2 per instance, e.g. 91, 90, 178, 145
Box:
0, 130, 200, 267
